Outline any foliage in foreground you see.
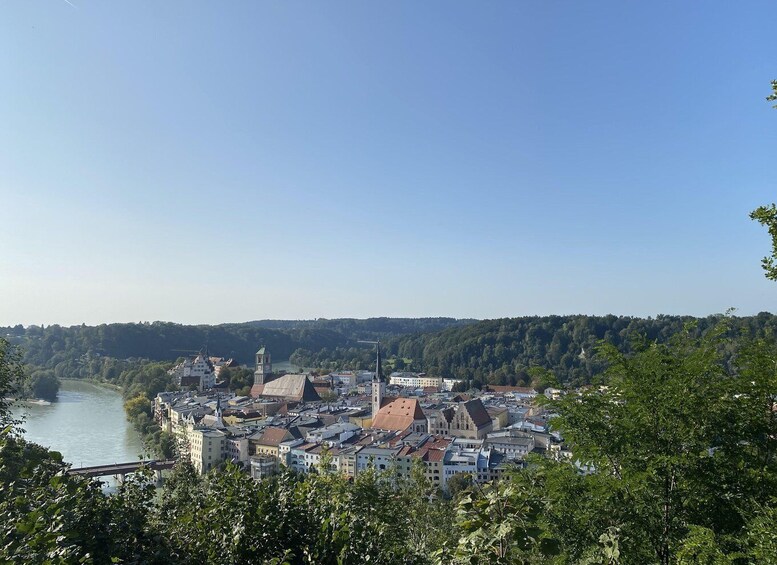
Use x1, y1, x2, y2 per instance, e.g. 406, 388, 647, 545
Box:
4, 327, 777, 563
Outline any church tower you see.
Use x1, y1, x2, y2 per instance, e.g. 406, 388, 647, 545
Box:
214, 393, 223, 427
371, 342, 385, 417
254, 346, 272, 386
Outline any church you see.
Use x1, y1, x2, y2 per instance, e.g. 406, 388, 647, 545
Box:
249, 347, 321, 403
368, 342, 427, 434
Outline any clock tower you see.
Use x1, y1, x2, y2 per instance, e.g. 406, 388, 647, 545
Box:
254, 346, 272, 386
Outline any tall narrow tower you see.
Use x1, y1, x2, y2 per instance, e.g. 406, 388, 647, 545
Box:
371, 341, 385, 417
214, 393, 223, 427
254, 346, 272, 386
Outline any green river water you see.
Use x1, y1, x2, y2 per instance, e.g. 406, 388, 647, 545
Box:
12, 379, 145, 469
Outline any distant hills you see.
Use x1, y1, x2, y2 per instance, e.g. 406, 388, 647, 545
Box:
4, 313, 776, 386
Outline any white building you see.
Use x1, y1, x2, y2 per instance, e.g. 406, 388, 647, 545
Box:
250, 455, 279, 480
441, 378, 464, 392
356, 446, 400, 473
389, 372, 442, 389
188, 428, 226, 475
169, 354, 216, 391
305, 422, 360, 447
224, 435, 250, 465
278, 438, 304, 467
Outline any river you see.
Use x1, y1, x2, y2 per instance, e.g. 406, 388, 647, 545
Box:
12, 379, 145, 469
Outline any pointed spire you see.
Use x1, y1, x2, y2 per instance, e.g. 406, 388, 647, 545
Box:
375, 341, 382, 382
214, 392, 223, 427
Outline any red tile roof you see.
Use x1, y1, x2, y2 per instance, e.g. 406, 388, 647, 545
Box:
372, 398, 425, 432
257, 427, 292, 447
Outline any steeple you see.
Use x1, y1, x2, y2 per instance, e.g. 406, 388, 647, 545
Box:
214, 393, 223, 426
371, 341, 385, 417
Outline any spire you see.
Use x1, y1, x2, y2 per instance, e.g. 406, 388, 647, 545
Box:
375, 341, 382, 382
371, 341, 385, 418
215, 393, 223, 426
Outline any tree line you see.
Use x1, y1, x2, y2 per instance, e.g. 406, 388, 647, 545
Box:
8, 314, 777, 395
290, 313, 777, 388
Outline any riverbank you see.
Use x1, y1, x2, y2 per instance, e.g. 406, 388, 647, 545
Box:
4, 396, 51, 404
60, 376, 123, 393
14, 398, 52, 406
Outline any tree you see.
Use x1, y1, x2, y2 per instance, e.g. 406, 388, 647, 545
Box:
548, 323, 773, 563
0, 337, 25, 428
124, 394, 151, 420
749, 203, 777, 281
435, 476, 559, 564
750, 81, 777, 280
446, 472, 473, 499
28, 370, 60, 402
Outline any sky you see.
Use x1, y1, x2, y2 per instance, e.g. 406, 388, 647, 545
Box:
1, 1, 776, 326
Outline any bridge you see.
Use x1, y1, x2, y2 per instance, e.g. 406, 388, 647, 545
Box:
68, 459, 177, 482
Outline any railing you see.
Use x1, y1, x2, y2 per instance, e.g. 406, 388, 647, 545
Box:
68, 459, 177, 478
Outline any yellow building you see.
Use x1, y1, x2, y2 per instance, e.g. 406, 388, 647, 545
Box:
252, 426, 297, 458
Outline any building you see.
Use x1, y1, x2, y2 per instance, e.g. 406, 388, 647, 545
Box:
224, 434, 250, 465
427, 398, 493, 439
484, 433, 535, 461
252, 426, 298, 458
356, 446, 400, 473
372, 397, 427, 433
389, 373, 442, 389
396, 437, 452, 489
253, 347, 272, 386
188, 428, 226, 475
251, 373, 321, 403
210, 356, 238, 379
249, 346, 321, 402
306, 422, 360, 447
249, 455, 280, 480
372, 345, 385, 418
169, 354, 215, 391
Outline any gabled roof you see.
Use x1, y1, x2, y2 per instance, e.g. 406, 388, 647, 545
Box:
256, 346, 267, 355
250, 374, 321, 403
256, 426, 293, 447
371, 398, 425, 432
462, 399, 492, 429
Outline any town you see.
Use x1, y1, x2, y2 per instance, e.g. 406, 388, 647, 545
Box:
154, 345, 567, 490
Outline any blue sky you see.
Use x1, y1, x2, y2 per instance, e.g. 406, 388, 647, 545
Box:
1, 1, 775, 325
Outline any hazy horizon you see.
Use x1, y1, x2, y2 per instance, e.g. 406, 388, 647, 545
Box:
2, 2, 775, 327
4, 309, 774, 329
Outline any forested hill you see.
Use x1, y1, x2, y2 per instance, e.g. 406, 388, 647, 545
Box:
289, 313, 777, 388
245, 317, 477, 340
5, 314, 777, 387
0, 318, 476, 373
1, 322, 346, 370
384, 313, 777, 386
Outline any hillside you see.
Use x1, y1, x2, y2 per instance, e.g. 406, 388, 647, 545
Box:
294, 313, 777, 387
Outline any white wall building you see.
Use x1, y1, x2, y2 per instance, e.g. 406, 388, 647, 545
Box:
305, 422, 361, 447
188, 428, 226, 475
389, 373, 442, 389
356, 446, 400, 473
169, 354, 215, 391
